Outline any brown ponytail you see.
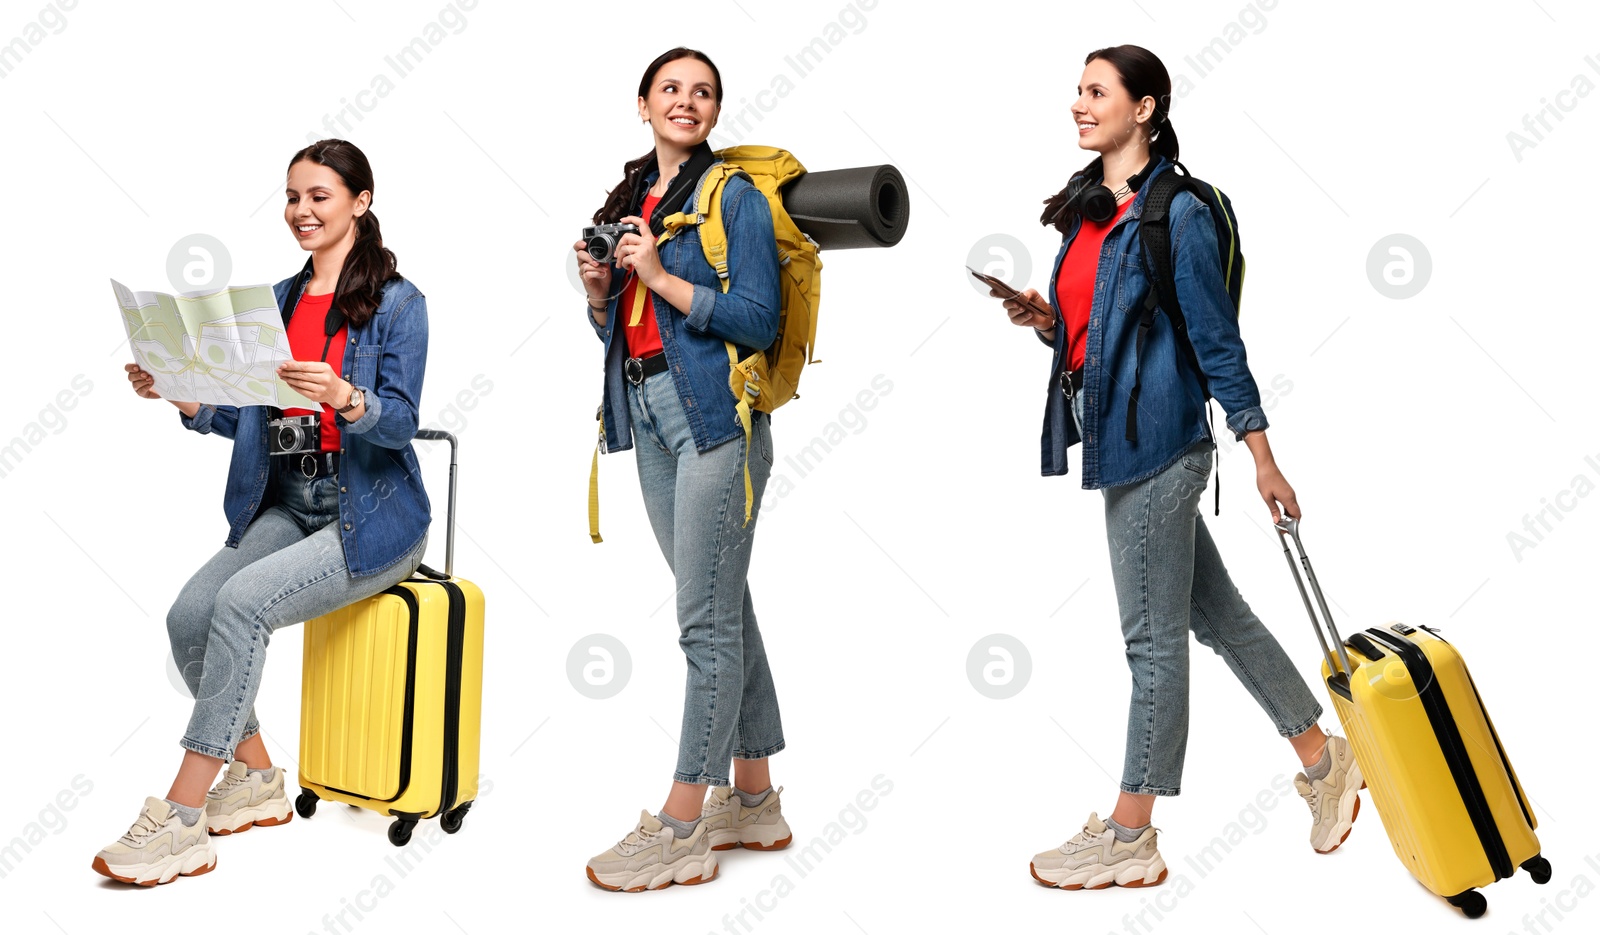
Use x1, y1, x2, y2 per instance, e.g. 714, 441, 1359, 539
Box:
594, 149, 658, 225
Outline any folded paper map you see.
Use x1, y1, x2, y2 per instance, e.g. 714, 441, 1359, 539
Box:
112, 280, 319, 409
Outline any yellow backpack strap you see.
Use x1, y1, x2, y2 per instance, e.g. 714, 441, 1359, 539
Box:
725, 342, 758, 528
625, 226, 682, 327
588, 407, 604, 543
699, 168, 736, 288
701, 165, 759, 525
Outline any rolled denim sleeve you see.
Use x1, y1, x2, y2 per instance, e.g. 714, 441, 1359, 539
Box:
179, 403, 239, 439
340, 291, 427, 448
588, 300, 607, 340
682, 180, 781, 349
1169, 196, 1268, 440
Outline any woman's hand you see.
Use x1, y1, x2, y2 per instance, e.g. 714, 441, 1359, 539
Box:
1241, 430, 1299, 523
277, 360, 351, 408
125, 362, 161, 400
994, 287, 1055, 331
573, 239, 612, 308
1255, 459, 1301, 524
128, 361, 203, 416
613, 215, 665, 289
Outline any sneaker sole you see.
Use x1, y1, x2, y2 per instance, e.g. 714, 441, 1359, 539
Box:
711, 833, 793, 852
1030, 857, 1168, 890
585, 858, 719, 892
208, 800, 293, 835
91, 844, 217, 886
708, 822, 793, 851
1314, 766, 1365, 854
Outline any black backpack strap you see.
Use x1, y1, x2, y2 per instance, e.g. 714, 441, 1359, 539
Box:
1126, 169, 1188, 444
1129, 166, 1223, 515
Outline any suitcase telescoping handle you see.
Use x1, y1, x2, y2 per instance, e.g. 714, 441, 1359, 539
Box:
1273, 518, 1355, 688
413, 429, 457, 579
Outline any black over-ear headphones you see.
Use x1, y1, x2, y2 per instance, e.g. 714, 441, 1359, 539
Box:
1063, 158, 1157, 224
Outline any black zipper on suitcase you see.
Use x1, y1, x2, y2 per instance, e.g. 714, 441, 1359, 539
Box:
1366, 629, 1514, 881
1402, 625, 1536, 832
322, 585, 420, 804
434, 579, 467, 819
1463, 672, 1535, 831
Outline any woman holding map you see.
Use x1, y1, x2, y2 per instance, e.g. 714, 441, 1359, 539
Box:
98, 139, 431, 885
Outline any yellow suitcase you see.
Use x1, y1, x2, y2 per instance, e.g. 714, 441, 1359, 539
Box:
295, 430, 485, 846
1276, 519, 1549, 917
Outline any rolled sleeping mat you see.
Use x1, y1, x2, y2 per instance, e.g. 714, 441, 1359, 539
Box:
782, 164, 909, 250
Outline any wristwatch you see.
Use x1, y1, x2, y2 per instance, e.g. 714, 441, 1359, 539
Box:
337, 385, 363, 414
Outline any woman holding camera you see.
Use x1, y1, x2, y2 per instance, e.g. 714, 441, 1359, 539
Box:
100, 139, 430, 885
573, 47, 791, 891
994, 45, 1362, 890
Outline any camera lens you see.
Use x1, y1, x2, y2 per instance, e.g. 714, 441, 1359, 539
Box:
278, 425, 301, 450
587, 235, 611, 262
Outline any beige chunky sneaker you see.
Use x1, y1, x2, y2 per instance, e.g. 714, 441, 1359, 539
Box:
1030, 812, 1168, 890
205, 761, 293, 835
92, 797, 217, 886
702, 785, 793, 851
585, 810, 719, 892
1296, 734, 1363, 853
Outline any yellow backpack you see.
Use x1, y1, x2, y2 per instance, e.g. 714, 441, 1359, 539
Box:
589, 146, 823, 542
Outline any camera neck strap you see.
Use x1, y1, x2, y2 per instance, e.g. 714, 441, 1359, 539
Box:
637, 141, 716, 238
280, 256, 349, 364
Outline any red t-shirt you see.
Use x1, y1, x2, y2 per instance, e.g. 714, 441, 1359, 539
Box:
1055, 197, 1135, 372
281, 291, 348, 453
619, 191, 665, 359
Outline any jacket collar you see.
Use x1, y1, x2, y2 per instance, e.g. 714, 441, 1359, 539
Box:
633, 141, 717, 237
1063, 152, 1173, 238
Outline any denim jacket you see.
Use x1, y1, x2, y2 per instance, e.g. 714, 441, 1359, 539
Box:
179, 270, 431, 577
590, 157, 781, 453
1040, 154, 1267, 487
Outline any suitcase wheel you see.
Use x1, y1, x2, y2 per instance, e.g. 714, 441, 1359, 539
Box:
1522, 855, 1552, 885
441, 801, 472, 835
1447, 890, 1487, 919
295, 789, 319, 820
388, 818, 417, 847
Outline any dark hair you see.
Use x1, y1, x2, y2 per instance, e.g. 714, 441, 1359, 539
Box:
1040, 44, 1180, 234
592, 48, 725, 225
287, 139, 398, 327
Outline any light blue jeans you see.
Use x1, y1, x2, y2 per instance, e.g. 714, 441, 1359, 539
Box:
627, 368, 785, 786
166, 469, 427, 760
1076, 392, 1322, 796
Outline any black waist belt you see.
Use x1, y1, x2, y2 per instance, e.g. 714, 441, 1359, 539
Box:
285, 451, 340, 479
1060, 368, 1084, 395
625, 352, 669, 385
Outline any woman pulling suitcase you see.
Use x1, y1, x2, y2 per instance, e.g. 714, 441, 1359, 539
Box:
574, 47, 792, 891
992, 44, 1364, 890
102, 139, 432, 884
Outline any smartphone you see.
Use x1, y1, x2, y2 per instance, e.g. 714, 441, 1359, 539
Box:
968, 266, 1052, 317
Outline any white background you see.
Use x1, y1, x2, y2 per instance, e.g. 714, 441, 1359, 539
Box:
1, 1, 1597, 933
